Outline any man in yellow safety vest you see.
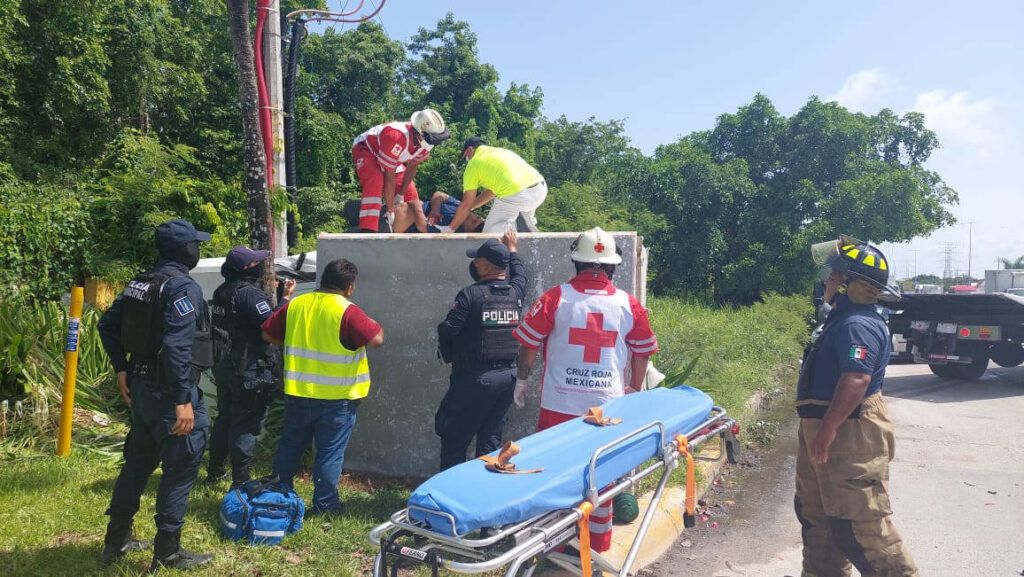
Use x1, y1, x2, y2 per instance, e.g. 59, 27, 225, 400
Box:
260, 258, 384, 515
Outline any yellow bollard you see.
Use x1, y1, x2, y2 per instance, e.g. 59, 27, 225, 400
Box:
57, 287, 85, 457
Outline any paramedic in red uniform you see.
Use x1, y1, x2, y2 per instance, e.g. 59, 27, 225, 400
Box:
351, 109, 449, 233
511, 226, 658, 552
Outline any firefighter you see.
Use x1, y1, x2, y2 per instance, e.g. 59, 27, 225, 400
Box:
206, 246, 295, 485
97, 219, 214, 570
435, 231, 527, 470
795, 235, 918, 577
351, 109, 450, 233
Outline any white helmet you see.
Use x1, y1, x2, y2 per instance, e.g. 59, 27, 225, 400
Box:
411, 108, 446, 135
570, 227, 622, 264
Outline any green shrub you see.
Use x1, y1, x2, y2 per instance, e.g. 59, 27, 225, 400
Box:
85, 129, 248, 283
0, 298, 124, 455
0, 182, 92, 301
296, 183, 360, 236
649, 293, 812, 415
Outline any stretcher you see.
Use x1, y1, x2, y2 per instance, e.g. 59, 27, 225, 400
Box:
369, 386, 740, 576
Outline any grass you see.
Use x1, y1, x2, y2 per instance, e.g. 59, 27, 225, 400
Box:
649, 293, 811, 421
0, 294, 812, 576
0, 454, 409, 576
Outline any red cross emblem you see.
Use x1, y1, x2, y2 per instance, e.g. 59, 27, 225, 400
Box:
568, 312, 618, 363
594, 242, 605, 253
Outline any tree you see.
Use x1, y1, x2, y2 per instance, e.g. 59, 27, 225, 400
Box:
1000, 256, 1024, 269
225, 0, 274, 295
533, 116, 632, 188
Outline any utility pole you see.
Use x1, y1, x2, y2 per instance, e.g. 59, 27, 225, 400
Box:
966, 221, 975, 281
911, 249, 919, 280
262, 0, 288, 257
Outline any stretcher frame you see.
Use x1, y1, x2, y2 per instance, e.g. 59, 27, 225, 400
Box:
369, 406, 739, 577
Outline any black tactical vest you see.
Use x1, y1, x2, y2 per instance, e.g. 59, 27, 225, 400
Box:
119, 269, 213, 368
479, 285, 521, 364
211, 278, 247, 367
452, 283, 521, 369
120, 271, 177, 357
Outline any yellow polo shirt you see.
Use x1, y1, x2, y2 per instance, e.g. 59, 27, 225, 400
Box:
463, 145, 542, 198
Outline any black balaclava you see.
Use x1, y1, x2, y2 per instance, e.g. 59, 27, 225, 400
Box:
163, 240, 201, 270
239, 262, 262, 282
469, 260, 482, 282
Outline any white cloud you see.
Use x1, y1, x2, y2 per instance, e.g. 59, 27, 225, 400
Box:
911, 90, 1000, 157
827, 68, 897, 112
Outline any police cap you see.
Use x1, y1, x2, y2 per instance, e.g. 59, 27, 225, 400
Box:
225, 245, 271, 272
466, 238, 510, 268
155, 219, 211, 251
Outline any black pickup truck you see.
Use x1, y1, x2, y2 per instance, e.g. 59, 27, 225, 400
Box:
888, 293, 1024, 380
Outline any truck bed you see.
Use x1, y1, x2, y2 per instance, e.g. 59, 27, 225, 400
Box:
889, 293, 1024, 320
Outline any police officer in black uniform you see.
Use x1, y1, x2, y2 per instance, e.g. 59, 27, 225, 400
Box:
97, 219, 214, 571
436, 231, 528, 471
207, 245, 295, 485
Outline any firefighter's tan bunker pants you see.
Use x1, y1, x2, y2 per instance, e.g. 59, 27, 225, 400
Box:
794, 394, 918, 577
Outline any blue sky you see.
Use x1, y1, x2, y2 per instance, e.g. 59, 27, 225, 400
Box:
324, 0, 1023, 277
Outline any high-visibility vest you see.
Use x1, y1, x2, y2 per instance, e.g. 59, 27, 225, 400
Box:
282, 292, 371, 400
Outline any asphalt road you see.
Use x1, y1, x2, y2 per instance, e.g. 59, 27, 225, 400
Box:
645, 363, 1024, 577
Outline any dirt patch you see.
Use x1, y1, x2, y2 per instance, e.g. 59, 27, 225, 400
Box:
51, 531, 98, 547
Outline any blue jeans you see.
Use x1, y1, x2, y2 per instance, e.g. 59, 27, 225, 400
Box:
272, 395, 360, 513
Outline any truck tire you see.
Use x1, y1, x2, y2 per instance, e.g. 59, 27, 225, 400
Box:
928, 363, 959, 379
953, 356, 989, 380
990, 343, 1024, 368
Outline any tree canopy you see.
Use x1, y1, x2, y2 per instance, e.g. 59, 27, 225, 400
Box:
0, 7, 957, 303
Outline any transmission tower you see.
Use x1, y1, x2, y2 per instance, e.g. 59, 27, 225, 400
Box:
941, 242, 958, 283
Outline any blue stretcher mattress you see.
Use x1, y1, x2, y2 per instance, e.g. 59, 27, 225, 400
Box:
408, 386, 713, 536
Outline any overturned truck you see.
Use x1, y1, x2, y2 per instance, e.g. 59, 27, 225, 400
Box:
889, 293, 1024, 379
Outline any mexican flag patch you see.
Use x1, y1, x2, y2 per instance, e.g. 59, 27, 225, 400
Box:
849, 345, 868, 360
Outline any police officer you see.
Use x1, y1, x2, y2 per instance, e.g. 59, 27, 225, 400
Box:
435, 231, 527, 470
795, 235, 918, 577
97, 219, 214, 571
206, 246, 295, 485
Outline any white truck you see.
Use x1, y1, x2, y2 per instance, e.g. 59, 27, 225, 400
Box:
984, 269, 1024, 296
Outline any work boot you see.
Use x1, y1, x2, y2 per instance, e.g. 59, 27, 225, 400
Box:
101, 518, 150, 565
149, 529, 213, 572
203, 466, 229, 485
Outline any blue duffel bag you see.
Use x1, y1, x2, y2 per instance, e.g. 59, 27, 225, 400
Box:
219, 475, 305, 545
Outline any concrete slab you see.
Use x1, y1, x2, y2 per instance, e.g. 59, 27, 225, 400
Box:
316, 232, 644, 477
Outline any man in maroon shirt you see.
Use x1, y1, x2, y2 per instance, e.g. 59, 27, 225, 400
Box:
260, 259, 383, 515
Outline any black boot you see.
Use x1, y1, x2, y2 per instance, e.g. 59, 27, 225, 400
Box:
101, 518, 150, 566
204, 465, 229, 484
149, 529, 213, 572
